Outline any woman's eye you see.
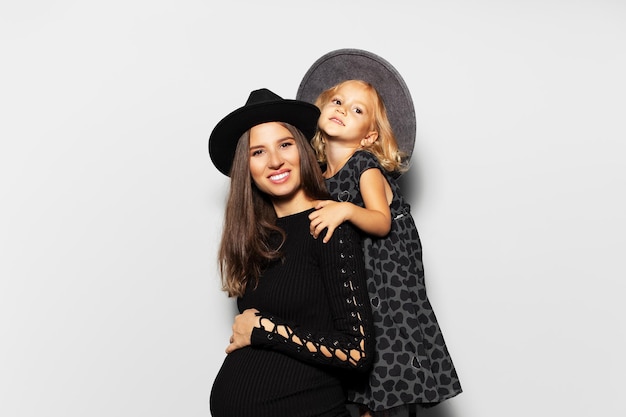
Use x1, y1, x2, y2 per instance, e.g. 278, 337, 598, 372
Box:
251, 149, 264, 157
280, 142, 293, 149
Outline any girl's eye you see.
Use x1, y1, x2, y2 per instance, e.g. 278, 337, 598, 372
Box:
280, 141, 293, 149
331, 98, 341, 105
354, 108, 362, 114
251, 149, 264, 157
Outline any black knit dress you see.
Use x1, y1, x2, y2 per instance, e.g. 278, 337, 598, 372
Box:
210, 209, 374, 417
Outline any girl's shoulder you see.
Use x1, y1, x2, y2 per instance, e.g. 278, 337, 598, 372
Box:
350, 150, 383, 173
351, 150, 402, 189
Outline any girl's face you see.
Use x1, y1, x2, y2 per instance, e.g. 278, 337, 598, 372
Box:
249, 122, 306, 212
318, 81, 378, 145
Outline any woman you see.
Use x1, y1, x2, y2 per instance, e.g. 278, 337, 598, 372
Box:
207, 88, 374, 417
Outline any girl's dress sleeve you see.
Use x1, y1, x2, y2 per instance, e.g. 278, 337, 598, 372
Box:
249, 223, 374, 371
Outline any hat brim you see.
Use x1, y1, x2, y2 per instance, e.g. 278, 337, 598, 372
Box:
296, 48, 416, 162
209, 100, 320, 176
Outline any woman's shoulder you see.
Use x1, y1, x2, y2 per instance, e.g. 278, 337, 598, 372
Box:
276, 208, 315, 230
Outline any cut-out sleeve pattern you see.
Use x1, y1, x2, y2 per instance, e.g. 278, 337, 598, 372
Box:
250, 223, 373, 371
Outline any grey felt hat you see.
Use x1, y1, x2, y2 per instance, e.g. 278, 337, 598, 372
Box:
296, 48, 416, 161
209, 88, 320, 176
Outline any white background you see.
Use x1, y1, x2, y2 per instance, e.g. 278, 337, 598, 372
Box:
1, 1, 625, 416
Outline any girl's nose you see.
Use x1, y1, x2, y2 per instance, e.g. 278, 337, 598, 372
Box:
335, 106, 345, 115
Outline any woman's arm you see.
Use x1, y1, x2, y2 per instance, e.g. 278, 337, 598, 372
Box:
231, 223, 374, 371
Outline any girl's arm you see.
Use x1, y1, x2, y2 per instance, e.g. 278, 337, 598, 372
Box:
309, 167, 392, 242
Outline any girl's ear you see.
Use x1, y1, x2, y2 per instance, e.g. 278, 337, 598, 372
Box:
360, 131, 379, 147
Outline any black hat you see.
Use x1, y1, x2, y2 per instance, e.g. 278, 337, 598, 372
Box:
296, 48, 416, 161
209, 88, 321, 176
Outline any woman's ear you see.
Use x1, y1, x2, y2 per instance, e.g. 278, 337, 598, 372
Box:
360, 131, 379, 147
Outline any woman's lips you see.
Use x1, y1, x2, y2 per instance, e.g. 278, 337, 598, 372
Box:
269, 171, 290, 183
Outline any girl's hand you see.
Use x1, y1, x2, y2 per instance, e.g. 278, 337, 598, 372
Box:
308, 200, 351, 243
226, 308, 260, 354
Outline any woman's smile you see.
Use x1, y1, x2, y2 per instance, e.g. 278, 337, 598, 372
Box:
268, 170, 290, 183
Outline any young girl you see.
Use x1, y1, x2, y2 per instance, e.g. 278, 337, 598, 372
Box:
306, 78, 462, 417
207, 88, 374, 417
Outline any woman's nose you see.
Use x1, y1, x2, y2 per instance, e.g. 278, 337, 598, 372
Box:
267, 151, 284, 169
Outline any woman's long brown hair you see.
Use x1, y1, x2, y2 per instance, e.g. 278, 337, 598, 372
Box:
218, 122, 329, 297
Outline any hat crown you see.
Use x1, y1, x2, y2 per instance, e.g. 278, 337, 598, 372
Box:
208, 87, 320, 176
246, 88, 283, 106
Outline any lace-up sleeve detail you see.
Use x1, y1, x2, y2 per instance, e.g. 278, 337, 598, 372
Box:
250, 223, 373, 371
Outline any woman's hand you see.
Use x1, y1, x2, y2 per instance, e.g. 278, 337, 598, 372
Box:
225, 308, 260, 354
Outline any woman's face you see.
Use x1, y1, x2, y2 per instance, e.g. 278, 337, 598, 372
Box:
249, 122, 305, 207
